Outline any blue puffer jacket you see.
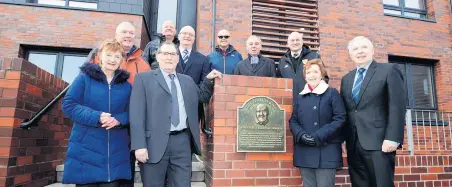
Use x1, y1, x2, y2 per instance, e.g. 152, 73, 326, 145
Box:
62, 63, 132, 184
207, 45, 243, 74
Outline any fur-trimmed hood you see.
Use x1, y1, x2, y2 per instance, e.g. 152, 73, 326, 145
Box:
79, 63, 130, 84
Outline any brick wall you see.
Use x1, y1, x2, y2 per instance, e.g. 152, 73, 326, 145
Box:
0, 58, 72, 187
196, 0, 452, 110
202, 75, 452, 187
317, 0, 452, 109
196, 0, 252, 56
0, 4, 149, 58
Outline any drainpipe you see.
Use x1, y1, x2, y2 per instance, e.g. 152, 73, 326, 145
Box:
211, 0, 216, 52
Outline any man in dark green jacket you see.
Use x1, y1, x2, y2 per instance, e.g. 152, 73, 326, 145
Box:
279, 31, 327, 98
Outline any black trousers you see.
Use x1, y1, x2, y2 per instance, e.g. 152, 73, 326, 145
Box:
76, 181, 119, 187
347, 132, 396, 187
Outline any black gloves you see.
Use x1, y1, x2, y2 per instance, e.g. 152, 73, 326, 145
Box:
300, 133, 316, 146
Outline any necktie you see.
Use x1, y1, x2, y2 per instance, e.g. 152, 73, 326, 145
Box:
182, 50, 189, 64
250, 56, 259, 64
169, 74, 180, 127
293, 53, 299, 58
352, 68, 366, 104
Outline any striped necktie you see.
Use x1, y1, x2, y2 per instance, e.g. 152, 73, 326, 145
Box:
182, 49, 189, 63
352, 68, 366, 104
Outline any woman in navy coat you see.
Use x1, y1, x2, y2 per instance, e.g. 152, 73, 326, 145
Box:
289, 59, 346, 187
62, 39, 132, 186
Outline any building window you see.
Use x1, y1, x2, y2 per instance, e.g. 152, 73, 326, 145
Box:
26, 0, 98, 9
383, 0, 427, 19
390, 56, 437, 110
27, 50, 88, 83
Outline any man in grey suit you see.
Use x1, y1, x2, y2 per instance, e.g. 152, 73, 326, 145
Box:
129, 43, 222, 187
340, 36, 406, 187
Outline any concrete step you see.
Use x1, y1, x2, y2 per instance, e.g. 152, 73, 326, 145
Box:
45, 182, 206, 187
56, 162, 206, 183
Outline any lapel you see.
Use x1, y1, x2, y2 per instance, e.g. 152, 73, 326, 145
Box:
176, 51, 184, 73
184, 51, 195, 72
177, 73, 190, 110
243, 58, 254, 73
253, 55, 266, 73
346, 69, 357, 105
355, 61, 378, 107
153, 70, 171, 95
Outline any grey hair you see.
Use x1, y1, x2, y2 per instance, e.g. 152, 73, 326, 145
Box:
347, 36, 373, 51
157, 43, 179, 54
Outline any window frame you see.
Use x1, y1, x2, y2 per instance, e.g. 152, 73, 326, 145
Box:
26, 0, 98, 10
25, 49, 88, 81
389, 56, 438, 110
383, 0, 428, 19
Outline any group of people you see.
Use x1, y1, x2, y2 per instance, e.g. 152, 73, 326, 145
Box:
60, 19, 407, 187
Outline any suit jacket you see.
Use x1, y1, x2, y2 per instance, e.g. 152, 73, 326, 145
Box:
177, 50, 211, 85
129, 70, 213, 163
340, 61, 406, 151
233, 55, 276, 77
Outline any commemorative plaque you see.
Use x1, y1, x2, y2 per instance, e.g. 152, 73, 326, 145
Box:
237, 96, 286, 152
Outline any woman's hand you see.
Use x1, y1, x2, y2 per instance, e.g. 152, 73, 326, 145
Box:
101, 116, 120, 130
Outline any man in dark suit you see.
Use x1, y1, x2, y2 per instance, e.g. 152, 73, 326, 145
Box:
340, 36, 406, 187
176, 25, 211, 84
278, 31, 327, 99
233, 35, 276, 77
129, 43, 221, 187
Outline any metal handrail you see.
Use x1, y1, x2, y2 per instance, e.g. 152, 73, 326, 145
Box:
20, 84, 70, 130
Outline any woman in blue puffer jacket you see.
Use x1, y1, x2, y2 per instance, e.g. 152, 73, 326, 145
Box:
62, 39, 132, 186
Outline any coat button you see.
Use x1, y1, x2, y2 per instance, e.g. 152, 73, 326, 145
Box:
313, 106, 317, 110
314, 122, 318, 126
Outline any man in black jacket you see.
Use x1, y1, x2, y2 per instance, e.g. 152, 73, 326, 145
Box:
278, 32, 327, 98
142, 20, 180, 69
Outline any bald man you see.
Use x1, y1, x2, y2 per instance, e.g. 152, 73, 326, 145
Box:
207, 29, 243, 74
176, 26, 211, 85
86, 22, 151, 84
279, 32, 326, 99
234, 35, 276, 77
142, 20, 180, 70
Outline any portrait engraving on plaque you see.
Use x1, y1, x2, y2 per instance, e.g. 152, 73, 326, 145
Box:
237, 96, 286, 152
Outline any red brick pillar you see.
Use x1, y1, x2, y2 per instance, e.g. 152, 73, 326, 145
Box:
202, 75, 302, 187
0, 58, 71, 187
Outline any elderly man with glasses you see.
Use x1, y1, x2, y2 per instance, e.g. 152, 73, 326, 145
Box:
207, 29, 243, 74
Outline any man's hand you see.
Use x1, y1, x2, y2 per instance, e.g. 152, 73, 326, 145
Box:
206, 69, 222, 80
135, 148, 149, 163
101, 117, 120, 130
382, 140, 399, 152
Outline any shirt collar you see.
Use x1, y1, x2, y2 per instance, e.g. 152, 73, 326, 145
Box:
179, 46, 192, 54
357, 60, 373, 71
300, 80, 329, 95
126, 45, 137, 57
290, 49, 303, 58
160, 68, 176, 78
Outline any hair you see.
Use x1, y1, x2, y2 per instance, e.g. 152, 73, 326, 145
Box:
157, 42, 179, 54
347, 36, 373, 51
98, 39, 124, 56
115, 22, 135, 34
303, 58, 327, 78
246, 35, 262, 45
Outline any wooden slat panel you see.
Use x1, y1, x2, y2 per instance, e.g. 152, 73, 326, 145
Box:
253, 2, 317, 13
253, 30, 319, 40
254, 24, 318, 34
253, 7, 318, 19
254, 0, 317, 9
253, 18, 318, 29
253, 13, 317, 24
252, 0, 319, 61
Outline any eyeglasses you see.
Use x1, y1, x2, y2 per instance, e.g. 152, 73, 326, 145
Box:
218, 35, 230, 39
158, 52, 178, 56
